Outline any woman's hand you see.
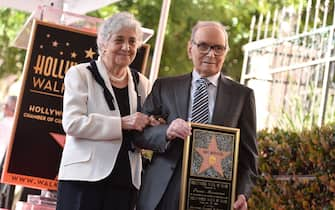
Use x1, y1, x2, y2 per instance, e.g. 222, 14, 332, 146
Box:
121, 112, 150, 131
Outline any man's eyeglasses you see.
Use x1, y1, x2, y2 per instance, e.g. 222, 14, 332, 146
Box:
192, 40, 226, 56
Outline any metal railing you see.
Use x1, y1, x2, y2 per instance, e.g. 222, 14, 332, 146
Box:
241, 0, 335, 130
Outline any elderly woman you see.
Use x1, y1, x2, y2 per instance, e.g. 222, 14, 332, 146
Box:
56, 12, 153, 210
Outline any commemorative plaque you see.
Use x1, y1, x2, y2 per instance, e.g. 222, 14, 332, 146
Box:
179, 122, 240, 210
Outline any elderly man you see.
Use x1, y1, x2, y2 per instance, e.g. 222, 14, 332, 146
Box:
135, 21, 258, 210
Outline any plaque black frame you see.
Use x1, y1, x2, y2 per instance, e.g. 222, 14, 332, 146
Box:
179, 122, 240, 210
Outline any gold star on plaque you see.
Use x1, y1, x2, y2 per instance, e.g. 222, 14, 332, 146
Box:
195, 135, 231, 176
85, 48, 96, 59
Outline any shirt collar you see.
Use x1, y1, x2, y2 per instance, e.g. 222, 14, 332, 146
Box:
192, 70, 220, 87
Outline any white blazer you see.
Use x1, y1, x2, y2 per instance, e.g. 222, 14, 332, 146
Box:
58, 57, 151, 189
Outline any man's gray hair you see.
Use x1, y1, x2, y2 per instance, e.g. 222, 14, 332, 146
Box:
191, 21, 230, 53
97, 12, 143, 55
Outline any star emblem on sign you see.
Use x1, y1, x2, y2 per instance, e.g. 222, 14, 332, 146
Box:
50, 132, 66, 148
85, 48, 96, 59
195, 135, 231, 176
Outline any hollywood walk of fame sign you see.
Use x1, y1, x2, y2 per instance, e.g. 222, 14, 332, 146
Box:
2, 19, 150, 191
2, 19, 98, 191
179, 123, 240, 210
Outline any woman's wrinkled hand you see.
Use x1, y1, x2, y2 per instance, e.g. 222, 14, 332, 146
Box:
121, 112, 150, 131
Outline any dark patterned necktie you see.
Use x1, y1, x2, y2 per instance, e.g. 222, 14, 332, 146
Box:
191, 78, 209, 123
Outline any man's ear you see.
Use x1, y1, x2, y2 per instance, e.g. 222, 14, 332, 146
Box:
187, 41, 192, 59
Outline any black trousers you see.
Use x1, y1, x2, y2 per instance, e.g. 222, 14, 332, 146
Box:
56, 178, 137, 210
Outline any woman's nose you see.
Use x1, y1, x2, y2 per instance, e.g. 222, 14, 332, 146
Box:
121, 42, 130, 50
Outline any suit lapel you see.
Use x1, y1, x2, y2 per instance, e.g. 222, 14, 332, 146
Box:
174, 73, 192, 120
212, 73, 232, 125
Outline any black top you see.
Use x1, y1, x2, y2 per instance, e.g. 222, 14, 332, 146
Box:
108, 86, 132, 188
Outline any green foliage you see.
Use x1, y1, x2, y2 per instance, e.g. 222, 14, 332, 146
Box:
0, 0, 315, 80
249, 124, 335, 209
156, 0, 301, 79
0, 8, 28, 78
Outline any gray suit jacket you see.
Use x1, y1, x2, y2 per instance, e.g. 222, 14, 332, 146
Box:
135, 72, 258, 210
